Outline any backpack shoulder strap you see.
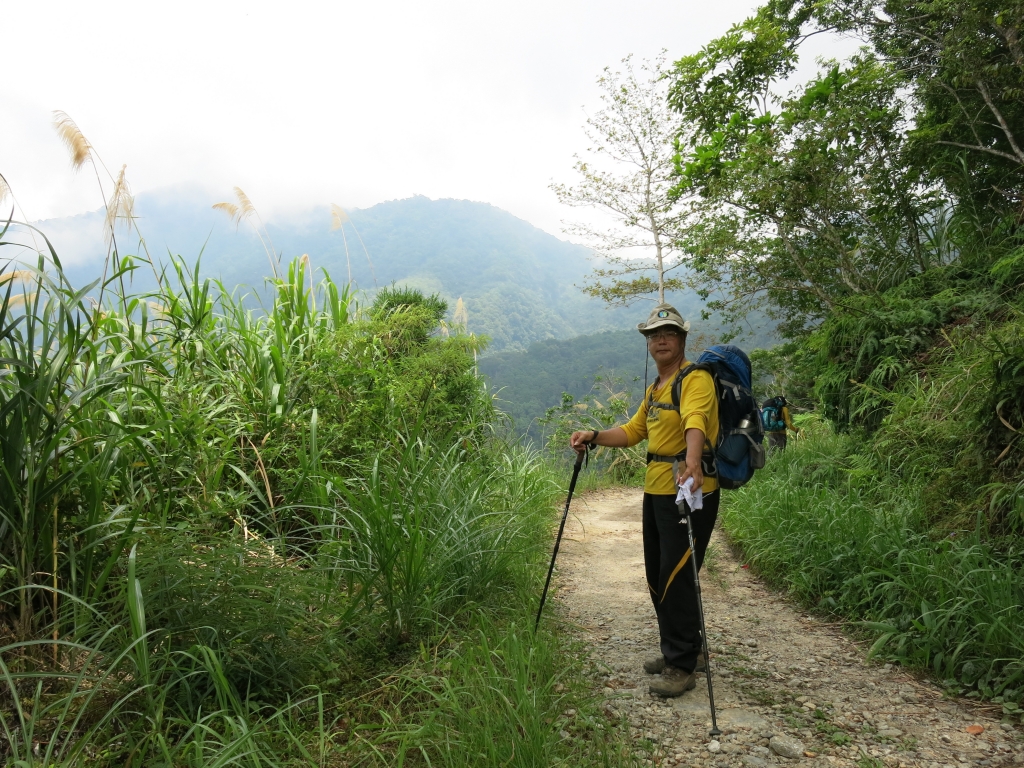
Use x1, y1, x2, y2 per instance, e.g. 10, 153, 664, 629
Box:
648, 363, 714, 412
671, 362, 715, 408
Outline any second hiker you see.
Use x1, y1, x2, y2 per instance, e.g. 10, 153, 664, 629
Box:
761, 394, 799, 452
569, 303, 718, 698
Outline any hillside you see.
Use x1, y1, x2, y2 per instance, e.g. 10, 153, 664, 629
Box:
481, 330, 648, 441
29, 190, 707, 352
481, 320, 778, 442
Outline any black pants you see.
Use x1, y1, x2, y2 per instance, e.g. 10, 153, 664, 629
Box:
643, 490, 720, 672
768, 431, 787, 451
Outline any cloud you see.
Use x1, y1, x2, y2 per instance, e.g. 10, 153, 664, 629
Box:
2, 0, 851, 241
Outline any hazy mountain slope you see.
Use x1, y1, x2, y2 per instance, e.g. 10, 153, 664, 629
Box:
480, 329, 649, 441
29, 189, 706, 351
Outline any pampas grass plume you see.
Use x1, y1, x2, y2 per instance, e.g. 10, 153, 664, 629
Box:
330, 204, 349, 230
214, 187, 258, 227
212, 202, 241, 225
52, 111, 92, 170
7, 292, 36, 309
104, 165, 135, 246
234, 187, 255, 218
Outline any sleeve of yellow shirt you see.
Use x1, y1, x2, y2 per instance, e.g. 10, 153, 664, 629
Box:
620, 388, 650, 447
782, 406, 799, 432
680, 370, 716, 438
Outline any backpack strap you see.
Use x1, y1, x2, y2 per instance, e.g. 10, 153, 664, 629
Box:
646, 450, 687, 464
645, 450, 717, 478
647, 363, 713, 413
645, 363, 718, 476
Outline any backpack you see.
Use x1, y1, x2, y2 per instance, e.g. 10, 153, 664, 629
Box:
645, 344, 766, 489
761, 397, 787, 432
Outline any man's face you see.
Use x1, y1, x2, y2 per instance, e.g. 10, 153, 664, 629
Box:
646, 329, 683, 363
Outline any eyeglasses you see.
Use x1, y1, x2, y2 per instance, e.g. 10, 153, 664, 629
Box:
646, 330, 681, 341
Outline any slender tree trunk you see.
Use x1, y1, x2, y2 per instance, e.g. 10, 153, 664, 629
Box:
649, 200, 665, 303
655, 237, 665, 303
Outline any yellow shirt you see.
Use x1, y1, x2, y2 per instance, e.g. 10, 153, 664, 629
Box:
621, 362, 720, 495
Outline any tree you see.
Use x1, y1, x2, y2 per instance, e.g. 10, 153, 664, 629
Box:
861, 1, 1024, 217
552, 52, 693, 306
724, 0, 1024, 219
667, 7, 939, 336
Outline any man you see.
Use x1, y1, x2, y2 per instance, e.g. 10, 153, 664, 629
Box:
762, 395, 799, 452
570, 303, 719, 698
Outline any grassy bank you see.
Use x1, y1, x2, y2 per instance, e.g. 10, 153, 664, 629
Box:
722, 420, 1024, 718
0, 243, 635, 766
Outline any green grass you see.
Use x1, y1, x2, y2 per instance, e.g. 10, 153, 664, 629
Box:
0, 233, 639, 766
369, 614, 636, 767
721, 420, 1024, 714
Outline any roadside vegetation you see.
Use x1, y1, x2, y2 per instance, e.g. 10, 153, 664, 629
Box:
0, 144, 636, 767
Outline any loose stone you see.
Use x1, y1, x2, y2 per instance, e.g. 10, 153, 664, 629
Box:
769, 734, 806, 759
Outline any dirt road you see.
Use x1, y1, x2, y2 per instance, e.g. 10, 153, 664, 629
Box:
553, 487, 1024, 768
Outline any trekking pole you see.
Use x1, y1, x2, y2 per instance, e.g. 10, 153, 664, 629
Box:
535, 446, 588, 632
680, 504, 722, 738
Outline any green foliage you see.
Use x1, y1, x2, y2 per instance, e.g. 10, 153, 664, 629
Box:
864, 1, 1024, 215
538, 380, 648, 485
378, 614, 636, 767
671, 37, 936, 335
0, 230, 637, 766
666, 0, 1024, 335
722, 422, 1024, 713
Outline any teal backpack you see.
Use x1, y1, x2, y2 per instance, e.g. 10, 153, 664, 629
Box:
760, 397, 787, 432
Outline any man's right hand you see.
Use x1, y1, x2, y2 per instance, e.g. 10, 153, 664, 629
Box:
570, 430, 593, 454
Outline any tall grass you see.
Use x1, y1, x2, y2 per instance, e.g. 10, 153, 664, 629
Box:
722, 421, 1024, 714
0, 217, 628, 765
378, 614, 635, 768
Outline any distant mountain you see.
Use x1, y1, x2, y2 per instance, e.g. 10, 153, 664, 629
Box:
24, 189, 713, 352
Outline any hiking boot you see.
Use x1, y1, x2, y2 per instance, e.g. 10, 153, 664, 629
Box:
643, 652, 706, 675
649, 666, 697, 698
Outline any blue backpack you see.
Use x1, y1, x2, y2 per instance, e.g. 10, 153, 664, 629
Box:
761, 397, 787, 432
646, 345, 765, 489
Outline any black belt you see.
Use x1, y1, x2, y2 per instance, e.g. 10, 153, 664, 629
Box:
647, 452, 686, 464
646, 450, 718, 476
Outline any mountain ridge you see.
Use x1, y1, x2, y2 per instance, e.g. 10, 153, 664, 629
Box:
23, 190, 705, 351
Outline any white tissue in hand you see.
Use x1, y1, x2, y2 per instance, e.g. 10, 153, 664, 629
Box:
675, 476, 703, 510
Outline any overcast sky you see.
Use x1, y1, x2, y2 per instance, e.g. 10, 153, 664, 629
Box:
4, 0, 774, 237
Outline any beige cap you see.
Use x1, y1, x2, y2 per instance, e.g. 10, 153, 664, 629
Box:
637, 303, 691, 335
